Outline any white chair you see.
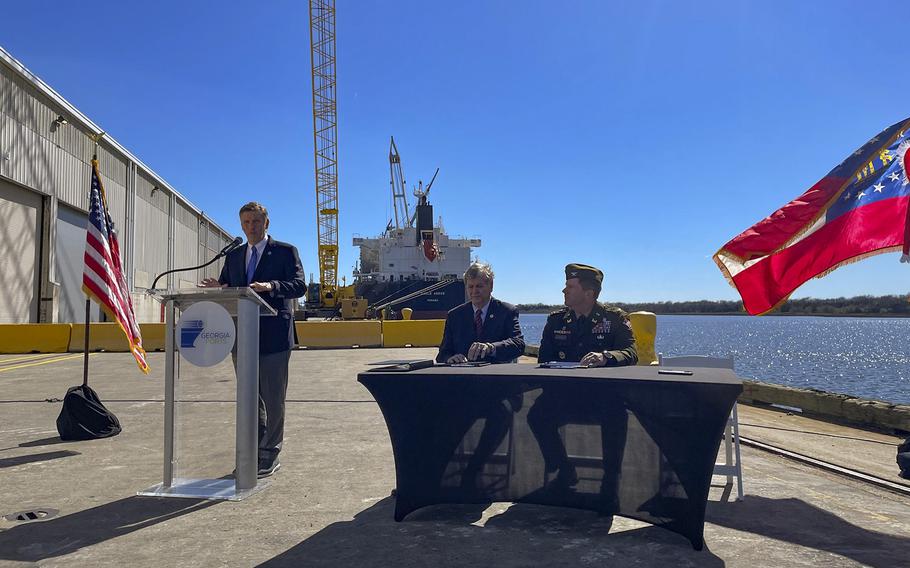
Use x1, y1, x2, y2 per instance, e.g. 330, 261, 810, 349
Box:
658, 354, 744, 501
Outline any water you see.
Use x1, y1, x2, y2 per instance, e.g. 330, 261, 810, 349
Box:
519, 313, 910, 405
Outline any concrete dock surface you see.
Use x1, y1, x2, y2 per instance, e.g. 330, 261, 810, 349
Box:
1, 349, 908, 567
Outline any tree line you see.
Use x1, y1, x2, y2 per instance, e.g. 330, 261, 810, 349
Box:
516, 295, 910, 316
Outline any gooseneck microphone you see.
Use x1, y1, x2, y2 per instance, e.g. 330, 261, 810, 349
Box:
219, 236, 244, 256
149, 236, 244, 290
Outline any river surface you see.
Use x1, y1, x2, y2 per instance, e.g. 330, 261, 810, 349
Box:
518, 313, 910, 405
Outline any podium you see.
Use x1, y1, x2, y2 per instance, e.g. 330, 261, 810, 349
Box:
138, 287, 276, 501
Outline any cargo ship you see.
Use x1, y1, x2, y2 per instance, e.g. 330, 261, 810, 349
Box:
351, 138, 481, 319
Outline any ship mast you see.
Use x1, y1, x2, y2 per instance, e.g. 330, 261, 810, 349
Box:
388, 137, 411, 230
408, 167, 439, 227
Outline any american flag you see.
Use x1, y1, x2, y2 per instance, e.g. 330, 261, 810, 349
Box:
714, 118, 910, 315
82, 158, 149, 373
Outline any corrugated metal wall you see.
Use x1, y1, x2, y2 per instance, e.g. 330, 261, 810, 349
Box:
174, 201, 199, 287
133, 171, 172, 289
1, 70, 88, 203
199, 220, 226, 281
0, 49, 234, 323
97, 146, 127, 232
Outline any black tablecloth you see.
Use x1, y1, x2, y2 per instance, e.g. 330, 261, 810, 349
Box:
358, 364, 742, 550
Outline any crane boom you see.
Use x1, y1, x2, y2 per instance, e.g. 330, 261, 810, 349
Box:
309, 0, 339, 307
389, 137, 411, 230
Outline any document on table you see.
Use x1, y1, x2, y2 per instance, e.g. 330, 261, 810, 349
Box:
538, 361, 586, 369
367, 359, 435, 372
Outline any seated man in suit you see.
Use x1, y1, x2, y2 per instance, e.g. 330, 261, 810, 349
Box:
201, 201, 306, 478
436, 262, 525, 364
436, 263, 525, 492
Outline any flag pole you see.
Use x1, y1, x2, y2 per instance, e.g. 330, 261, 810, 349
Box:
83, 135, 102, 388
82, 299, 90, 387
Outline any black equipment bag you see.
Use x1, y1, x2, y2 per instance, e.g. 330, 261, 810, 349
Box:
56, 384, 122, 440
898, 438, 910, 479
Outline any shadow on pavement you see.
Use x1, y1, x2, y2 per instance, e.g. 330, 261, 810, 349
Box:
259, 498, 724, 567
0, 436, 70, 452
0, 450, 79, 469
706, 495, 910, 568
18, 435, 70, 448
0, 496, 217, 562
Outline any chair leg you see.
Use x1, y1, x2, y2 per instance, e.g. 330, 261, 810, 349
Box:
731, 403, 744, 500
724, 418, 734, 486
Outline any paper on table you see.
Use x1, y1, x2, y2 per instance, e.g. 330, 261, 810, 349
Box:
538, 361, 586, 369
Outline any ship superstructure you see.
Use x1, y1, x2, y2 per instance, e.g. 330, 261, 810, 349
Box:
352, 138, 481, 318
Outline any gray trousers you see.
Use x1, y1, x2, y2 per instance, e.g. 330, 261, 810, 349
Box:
257, 350, 291, 460
234, 350, 291, 460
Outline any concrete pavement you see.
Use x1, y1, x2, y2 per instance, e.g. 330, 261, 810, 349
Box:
1, 349, 908, 567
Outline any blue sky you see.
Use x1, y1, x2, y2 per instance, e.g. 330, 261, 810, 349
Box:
3, 1, 909, 305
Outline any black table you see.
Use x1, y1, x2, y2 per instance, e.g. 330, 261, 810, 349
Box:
358, 363, 742, 550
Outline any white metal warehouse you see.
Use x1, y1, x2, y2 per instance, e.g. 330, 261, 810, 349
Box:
0, 46, 233, 324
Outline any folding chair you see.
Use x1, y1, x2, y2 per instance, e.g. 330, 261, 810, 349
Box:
658, 354, 744, 500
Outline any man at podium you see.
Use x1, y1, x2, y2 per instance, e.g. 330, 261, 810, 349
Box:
201, 202, 306, 477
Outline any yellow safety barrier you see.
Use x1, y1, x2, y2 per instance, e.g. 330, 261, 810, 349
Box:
139, 323, 166, 351
68, 323, 166, 352
382, 319, 445, 348
0, 324, 73, 353
69, 323, 134, 352
629, 311, 658, 365
296, 320, 383, 348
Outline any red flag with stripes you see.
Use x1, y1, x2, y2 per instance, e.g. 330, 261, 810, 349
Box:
714, 118, 910, 315
82, 158, 149, 373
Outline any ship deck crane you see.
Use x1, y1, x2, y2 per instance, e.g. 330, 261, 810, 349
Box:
388, 137, 411, 231
309, 0, 339, 308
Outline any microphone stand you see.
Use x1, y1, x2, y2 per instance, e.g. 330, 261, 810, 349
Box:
150, 239, 243, 290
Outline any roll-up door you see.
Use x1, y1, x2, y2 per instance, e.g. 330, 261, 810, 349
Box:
0, 179, 41, 323
56, 204, 100, 323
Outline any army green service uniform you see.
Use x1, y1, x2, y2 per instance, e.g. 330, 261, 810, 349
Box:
537, 304, 638, 366
528, 263, 637, 509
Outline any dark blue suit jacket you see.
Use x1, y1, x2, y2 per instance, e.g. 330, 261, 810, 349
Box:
218, 236, 306, 354
436, 297, 526, 363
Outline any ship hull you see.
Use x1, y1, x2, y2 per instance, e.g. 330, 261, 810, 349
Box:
355, 279, 465, 319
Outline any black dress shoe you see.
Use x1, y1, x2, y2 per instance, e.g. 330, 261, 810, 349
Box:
257, 456, 281, 478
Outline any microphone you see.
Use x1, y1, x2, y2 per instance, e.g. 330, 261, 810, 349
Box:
150, 236, 244, 290
217, 236, 244, 258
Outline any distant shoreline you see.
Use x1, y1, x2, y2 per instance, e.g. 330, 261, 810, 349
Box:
516, 294, 909, 318
518, 310, 910, 318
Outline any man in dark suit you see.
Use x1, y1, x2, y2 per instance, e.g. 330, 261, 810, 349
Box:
436, 263, 525, 364
436, 263, 525, 492
201, 202, 306, 477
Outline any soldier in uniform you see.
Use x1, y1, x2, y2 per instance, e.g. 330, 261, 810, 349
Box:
536, 263, 638, 366
528, 263, 638, 512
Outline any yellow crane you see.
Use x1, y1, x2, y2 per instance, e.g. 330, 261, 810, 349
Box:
308, 0, 339, 308
306, 1, 362, 319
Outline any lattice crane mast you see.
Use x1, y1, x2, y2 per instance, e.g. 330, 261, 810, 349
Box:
309, 0, 339, 307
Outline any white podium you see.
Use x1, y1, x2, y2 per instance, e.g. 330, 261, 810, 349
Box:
138, 287, 276, 501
